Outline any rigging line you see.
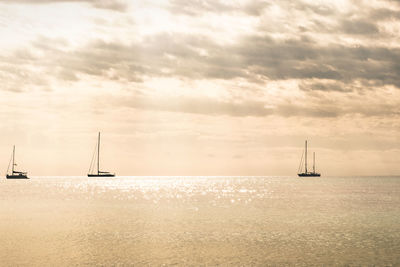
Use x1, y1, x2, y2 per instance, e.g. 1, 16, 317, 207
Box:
91, 142, 98, 174
298, 150, 304, 173
88, 141, 97, 174
6, 151, 12, 175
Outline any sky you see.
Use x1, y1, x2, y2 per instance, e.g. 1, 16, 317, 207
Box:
0, 0, 399, 176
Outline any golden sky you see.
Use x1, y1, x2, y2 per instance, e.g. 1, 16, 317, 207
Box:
0, 0, 399, 176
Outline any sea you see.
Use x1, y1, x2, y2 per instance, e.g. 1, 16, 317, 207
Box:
1, 176, 399, 266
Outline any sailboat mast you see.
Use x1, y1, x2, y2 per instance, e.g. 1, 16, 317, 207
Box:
12, 145, 15, 174
313, 152, 315, 173
97, 132, 100, 175
305, 140, 308, 173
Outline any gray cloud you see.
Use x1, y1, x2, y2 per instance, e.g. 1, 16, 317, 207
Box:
3, 0, 399, 90
168, 0, 270, 16
340, 19, 380, 35
300, 2, 335, 16
0, 0, 128, 11
277, 103, 400, 118
2, 0, 400, 121
299, 81, 350, 92
0, 49, 49, 92
275, 104, 341, 118
254, 1, 397, 37
370, 8, 400, 20
6, 30, 400, 94
111, 94, 400, 118
115, 96, 274, 117
228, 36, 400, 87
72, 35, 400, 89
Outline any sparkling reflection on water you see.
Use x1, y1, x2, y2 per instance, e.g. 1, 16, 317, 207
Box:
1, 176, 400, 266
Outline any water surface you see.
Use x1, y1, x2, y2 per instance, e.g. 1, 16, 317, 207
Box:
1, 176, 399, 266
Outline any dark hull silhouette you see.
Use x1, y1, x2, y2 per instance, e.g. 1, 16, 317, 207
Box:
88, 173, 115, 177
298, 172, 320, 177
6, 174, 28, 179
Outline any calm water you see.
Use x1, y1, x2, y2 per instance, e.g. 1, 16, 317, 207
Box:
1, 176, 399, 266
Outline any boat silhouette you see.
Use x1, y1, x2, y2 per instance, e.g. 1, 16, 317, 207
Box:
6, 145, 28, 179
88, 132, 115, 177
298, 140, 321, 177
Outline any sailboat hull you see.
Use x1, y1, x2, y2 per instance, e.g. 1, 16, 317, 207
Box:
88, 174, 115, 177
6, 174, 29, 179
298, 173, 320, 177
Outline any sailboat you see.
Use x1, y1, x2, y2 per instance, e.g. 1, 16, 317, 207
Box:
88, 132, 115, 177
6, 145, 29, 179
298, 140, 321, 177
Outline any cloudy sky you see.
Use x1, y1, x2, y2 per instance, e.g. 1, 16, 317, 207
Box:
0, 0, 399, 176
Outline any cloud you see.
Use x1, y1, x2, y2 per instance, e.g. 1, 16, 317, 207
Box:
276, 103, 400, 118
0, 0, 128, 12
299, 81, 350, 92
1, 0, 400, 121
90, 0, 127, 11
115, 95, 274, 117
340, 19, 380, 35
370, 8, 400, 20
0, 49, 49, 92
3, 24, 400, 99
2, 0, 399, 92
24, 33, 400, 89
109, 93, 400, 118
168, 0, 270, 16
